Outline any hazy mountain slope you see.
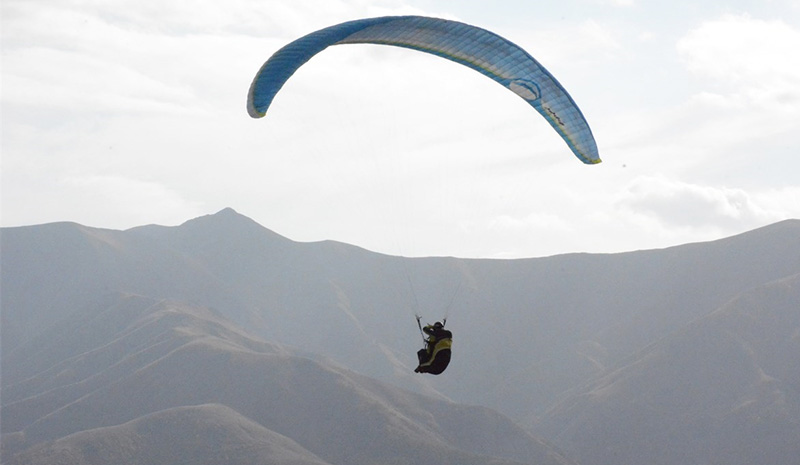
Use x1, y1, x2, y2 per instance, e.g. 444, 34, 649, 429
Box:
6, 404, 332, 465
1, 293, 572, 465
539, 273, 800, 465
0, 219, 245, 353
4, 209, 800, 428
1, 294, 285, 433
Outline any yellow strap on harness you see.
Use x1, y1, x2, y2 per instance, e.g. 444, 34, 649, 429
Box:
419, 338, 452, 367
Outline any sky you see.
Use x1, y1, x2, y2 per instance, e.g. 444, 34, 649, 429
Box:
3, 0, 800, 258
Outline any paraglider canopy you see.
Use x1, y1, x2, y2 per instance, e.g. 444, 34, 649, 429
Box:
247, 15, 601, 165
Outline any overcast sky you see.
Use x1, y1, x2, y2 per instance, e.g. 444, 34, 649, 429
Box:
3, 0, 799, 258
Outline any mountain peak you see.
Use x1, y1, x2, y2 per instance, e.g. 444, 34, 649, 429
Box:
211, 207, 243, 218
182, 207, 254, 227
176, 208, 291, 243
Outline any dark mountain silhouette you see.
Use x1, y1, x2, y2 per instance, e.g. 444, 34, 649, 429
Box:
539, 273, 800, 465
1, 293, 571, 465
3, 208, 799, 464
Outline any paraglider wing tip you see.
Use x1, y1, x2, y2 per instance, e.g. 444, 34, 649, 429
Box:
247, 101, 267, 119
578, 150, 601, 165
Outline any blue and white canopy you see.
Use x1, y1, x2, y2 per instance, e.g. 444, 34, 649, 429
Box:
248, 16, 600, 165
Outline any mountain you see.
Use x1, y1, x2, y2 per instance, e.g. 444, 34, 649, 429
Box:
1, 293, 570, 465
3, 209, 800, 464
6, 404, 332, 465
4, 209, 800, 426
539, 273, 800, 465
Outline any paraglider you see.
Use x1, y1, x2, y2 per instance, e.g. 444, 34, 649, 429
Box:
247, 16, 602, 375
247, 15, 601, 165
414, 320, 452, 375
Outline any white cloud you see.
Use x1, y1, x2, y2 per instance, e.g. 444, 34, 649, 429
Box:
515, 19, 624, 68
59, 175, 205, 228
677, 14, 800, 110
616, 175, 799, 231
599, 0, 636, 6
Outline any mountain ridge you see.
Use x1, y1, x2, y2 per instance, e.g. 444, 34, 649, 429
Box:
4, 209, 800, 420
1, 293, 572, 465
3, 209, 799, 464
538, 272, 800, 465
6, 403, 333, 465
